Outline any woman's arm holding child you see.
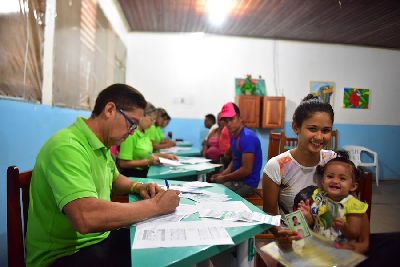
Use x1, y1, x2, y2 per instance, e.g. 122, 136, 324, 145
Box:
333, 213, 363, 240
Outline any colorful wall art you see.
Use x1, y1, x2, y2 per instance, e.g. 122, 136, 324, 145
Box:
343, 88, 370, 109
310, 81, 335, 106
235, 75, 266, 96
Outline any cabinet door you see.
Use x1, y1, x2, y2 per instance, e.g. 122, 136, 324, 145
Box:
261, 96, 285, 128
236, 96, 261, 128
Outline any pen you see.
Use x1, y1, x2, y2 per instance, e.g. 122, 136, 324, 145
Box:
165, 179, 169, 189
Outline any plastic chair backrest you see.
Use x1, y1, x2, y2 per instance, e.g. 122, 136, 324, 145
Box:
344, 145, 377, 164
343, 145, 379, 186
7, 166, 32, 267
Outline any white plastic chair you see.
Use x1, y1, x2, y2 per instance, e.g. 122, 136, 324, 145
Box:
343, 145, 379, 186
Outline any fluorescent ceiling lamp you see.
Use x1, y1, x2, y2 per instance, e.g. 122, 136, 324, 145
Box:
0, 0, 20, 14
207, 0, 233, 26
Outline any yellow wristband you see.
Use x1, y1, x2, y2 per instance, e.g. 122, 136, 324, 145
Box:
130, 182, 143, 194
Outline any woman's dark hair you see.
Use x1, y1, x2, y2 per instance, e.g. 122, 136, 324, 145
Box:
292, 94, 334, 127
145, 102, 156, 116
316, 150, 361, 183
156, 108, 171, 120
205, 114, 216, 124
293, 185, 319, 211
92, 84, 146, 116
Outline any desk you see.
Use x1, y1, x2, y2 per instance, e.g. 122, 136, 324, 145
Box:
160, 147, 201, 157
176, 147, 201, 157
176, 141, 192, 147
129, 178, 271, 267
147, 163, 217, 181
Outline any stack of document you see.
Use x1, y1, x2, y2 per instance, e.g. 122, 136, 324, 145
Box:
184, 181, 214, 188
180, 190, 231, 202
159, 157, 183, 167
160, 147, 191, 154
179, 162, 221, 171
196, 201, 281, 226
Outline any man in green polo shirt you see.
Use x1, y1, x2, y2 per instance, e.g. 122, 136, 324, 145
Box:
148, 108, 176, 151
26, 84, 179, 267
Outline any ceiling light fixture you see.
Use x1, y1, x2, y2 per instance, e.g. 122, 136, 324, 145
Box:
206, 0, 234, 27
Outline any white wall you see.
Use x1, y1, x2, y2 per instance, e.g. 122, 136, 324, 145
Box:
126, 33, 400, 125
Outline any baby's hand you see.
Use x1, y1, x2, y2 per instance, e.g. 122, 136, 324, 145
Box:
332, 218, 345, 230
298, 200, 313, 225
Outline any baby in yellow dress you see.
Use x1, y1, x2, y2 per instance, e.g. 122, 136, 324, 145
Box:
299, 151, 368, 243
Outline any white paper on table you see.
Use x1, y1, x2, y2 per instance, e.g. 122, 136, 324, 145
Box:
136, 213, 186, 227
223, 211, 281, 226
180, 163, 222, 171
132, 221, 234, 249
198, 208, 224, 219
135, 204, 198, 227
185, 181, 214, 188
196, 201, 252, 213
160, 147, 191, 154
175, 204, 199, 216
159, 157, 183, 166
251, 212, 281, 226
166, 185, 208, 195
200, 218, 263, 227
182, 191, 230, 202
178, 157, 212, 164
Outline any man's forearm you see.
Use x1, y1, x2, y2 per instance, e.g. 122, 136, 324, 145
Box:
220, 167, 251, 182
64, 197, 161, 234
112, 175, 142, 195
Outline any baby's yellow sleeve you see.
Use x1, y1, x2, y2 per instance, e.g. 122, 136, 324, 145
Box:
345, 197, 368, 214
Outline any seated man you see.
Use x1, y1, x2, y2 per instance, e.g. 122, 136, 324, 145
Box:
210, 102, 262, 197
26, 84, 179, 267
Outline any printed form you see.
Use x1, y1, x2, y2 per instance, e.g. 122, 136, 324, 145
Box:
132, 221, 234, 249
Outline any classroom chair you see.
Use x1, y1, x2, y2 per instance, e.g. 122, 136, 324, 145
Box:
281, 132, 298, 152
267, 131, 284, 160
325, 129, 338, 151
7, 166, 32, 267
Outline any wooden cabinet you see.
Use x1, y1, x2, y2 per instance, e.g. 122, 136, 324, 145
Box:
236, 95, 285, 129
261, 96, 285, 128
236, 96, 261, 128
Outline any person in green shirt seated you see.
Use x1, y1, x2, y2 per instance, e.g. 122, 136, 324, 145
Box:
26, 84, 180, 267
117, 106, 178, 178
147, 107, 176, 151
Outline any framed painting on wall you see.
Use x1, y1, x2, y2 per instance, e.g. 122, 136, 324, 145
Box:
310, 81, 335, 107
235, 75, 266, 96
343, 88, 370, 109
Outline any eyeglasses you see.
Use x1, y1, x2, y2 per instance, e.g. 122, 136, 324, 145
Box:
118, 109, 138, 133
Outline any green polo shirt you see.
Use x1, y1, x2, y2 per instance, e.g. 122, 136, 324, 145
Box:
145, 125, 165, 145
26, 117, 119, 267
118, 129, 153, 167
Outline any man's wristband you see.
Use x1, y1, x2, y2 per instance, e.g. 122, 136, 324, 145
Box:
130, 182, 143, 194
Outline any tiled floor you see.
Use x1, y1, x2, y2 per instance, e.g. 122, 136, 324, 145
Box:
370, 180, 400, 233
